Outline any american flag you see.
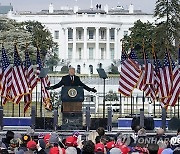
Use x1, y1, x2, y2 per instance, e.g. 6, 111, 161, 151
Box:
144, 53, 154, 85
11, 46, 30, 104
163, 58, 180, 106
24, 50, 37, 113
0, 47, 12, 105
136, 53, 156, 101
158, 53, 172, 99
118, 51, 141, 96
37, 50, 52, 110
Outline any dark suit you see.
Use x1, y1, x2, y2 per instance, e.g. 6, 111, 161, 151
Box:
50, 75, 92, 91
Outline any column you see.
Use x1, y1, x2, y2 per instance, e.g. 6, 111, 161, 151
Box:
106, 28, 110, 59
114, 28, 118, 59
73, 27, 76, 61
65, 28, 69, 59
95, 27, 99, 60
83, 27, 87, 60
117, 28, 121, 59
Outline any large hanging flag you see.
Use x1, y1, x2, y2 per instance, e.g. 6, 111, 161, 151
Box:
158, 53, 172, 99
0, 47, 12, 105
144, 53, 154, 85
118, 51, 141, 96
136, 53, 156, 101
11, 45, 30, 104
163, 57, 180, 106
24, 50, 37, 113
36, 50, 52, 110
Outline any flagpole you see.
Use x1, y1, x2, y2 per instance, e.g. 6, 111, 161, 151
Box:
142, 39, 145, 110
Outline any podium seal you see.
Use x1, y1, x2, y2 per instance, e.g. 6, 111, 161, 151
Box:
68, 88, 77, 98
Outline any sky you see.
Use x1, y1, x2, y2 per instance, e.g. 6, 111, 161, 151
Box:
0, 0, 157, 13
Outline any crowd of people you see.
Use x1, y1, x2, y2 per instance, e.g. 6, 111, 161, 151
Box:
0, 127, 180, 154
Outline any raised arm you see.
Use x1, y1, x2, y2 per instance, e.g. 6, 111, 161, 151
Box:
78, 77, 97, 92
46, 77, 64, 90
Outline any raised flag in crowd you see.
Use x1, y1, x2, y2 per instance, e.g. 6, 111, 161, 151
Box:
11, 45, 30, 104
36, 50, 52, 110
0, 47, 12, 105
24, 50, 37, 113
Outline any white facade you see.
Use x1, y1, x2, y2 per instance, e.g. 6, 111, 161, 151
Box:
7, 4, 156, 74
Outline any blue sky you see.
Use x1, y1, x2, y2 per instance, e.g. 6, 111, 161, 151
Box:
0, 0, 157, 13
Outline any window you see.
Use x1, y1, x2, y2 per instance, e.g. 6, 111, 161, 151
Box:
124, 31, 128, 36
68, 48, 72, 59
78, 48, 82, 60
89, 30, 94, 39
89, 48, 94, 59
110, 29, 115, 40
78, 30, 82, 40
110, 48, 114, 59
77, 65, 81, 74
101, 48, 105, 59
89, 65, 93, 74
100, 30, 105, 39
68, 29, 73, 40
54, 30, 59, 39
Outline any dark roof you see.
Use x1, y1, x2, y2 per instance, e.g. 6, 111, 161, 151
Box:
0, 5, 13, 14
77, 9, 106, 14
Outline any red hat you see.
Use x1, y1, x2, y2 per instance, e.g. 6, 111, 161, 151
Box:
44, 133, 51, 144
106, 141, 115, 149
49, 147, 59, 154
95, 143, 105, 152
27, 140, 37, 150
119, 145, 130, 154
65, 136, 77, 146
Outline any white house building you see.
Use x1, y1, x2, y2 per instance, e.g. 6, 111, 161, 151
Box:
7, 3, 156, 74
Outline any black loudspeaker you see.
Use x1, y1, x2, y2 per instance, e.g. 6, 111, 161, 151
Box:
35, 117, 53, 130
131, 116, 154, 130
61, 112, 83, 130
90, 118, 107, 130
168, 117, 180, 130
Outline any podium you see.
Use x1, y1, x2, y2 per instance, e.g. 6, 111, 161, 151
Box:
61, 86, 84, 130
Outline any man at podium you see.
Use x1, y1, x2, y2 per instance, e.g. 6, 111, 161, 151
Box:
46, 67, 97, 93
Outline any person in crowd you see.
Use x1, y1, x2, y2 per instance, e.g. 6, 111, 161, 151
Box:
156, 128, 165, 138
148, 143, 159, 154
37, 139, 46, 154
95, 143, 105, 154
177, 128, 180, 137
161, 140, 173, 154
100, 135, 110, 146
106, 141, 116, 154
137, 128, 147, 137
17, 134, 31, 154
0, 136, 8, 154
109, 148, 122, 154
96, 127, 105, 137
95, 136, 101, 144
81, 140, 95, 154
48, 133, 65, 154
157, 140, 167, 154
65, 136, 78, 154
25, 140, 37, 154
88, 131, 99, 144
2, 131, 14, 149
8, 138, 21, 153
